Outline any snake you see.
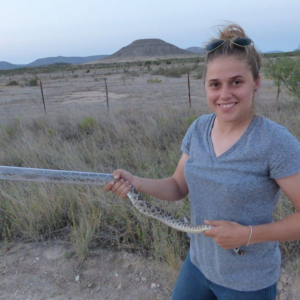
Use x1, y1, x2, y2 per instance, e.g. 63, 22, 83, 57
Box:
0, 166, 243, 255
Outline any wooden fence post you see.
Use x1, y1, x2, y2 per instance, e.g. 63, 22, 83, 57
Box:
187, 72, 191, 108
104, 78, 109, 112
40, 80, 46, 114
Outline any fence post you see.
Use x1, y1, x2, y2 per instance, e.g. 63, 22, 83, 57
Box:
104, 78, 109, 112
187, 72, 191, 108
40, 80, 46, 114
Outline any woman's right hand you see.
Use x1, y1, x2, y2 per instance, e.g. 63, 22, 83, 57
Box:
104, 169, 135, 199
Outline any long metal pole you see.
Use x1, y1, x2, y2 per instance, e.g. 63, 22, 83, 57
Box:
0, 166, 113, 185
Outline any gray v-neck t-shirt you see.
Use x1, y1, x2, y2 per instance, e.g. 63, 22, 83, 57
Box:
181, 113, 300, 291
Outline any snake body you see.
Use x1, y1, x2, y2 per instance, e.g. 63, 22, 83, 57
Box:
127, 187, 212, 233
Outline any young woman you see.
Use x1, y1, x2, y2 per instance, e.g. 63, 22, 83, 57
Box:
104, 24, 300, 300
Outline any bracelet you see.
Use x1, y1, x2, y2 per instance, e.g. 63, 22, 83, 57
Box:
246, 225, 253, 246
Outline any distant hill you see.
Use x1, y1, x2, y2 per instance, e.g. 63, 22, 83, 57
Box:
27, 55, 108, 67
185, 47, 205, 54
96, 39, 198, 63
0, 61, 26, 70
0, 55, 108, 70
264, 50, 284, 54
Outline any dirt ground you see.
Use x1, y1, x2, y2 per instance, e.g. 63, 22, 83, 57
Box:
0, 242, 177, 300
0, 64, 300, 300
1, 242, 300, 300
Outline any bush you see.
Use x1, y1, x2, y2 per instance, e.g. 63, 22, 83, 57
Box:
28, 78, 38, 86
152, 65, 202, 78
265, 56, 300, 101
6, 80, 18, 86
144, 61, 152, 70
193, 67, 204, 80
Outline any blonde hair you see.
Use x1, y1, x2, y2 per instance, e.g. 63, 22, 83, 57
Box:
204, 23, 261, 81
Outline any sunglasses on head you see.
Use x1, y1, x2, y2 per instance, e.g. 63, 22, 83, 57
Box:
205, 37, 253, 53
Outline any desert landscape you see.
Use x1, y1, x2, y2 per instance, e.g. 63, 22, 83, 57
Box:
0, 46, 300, 300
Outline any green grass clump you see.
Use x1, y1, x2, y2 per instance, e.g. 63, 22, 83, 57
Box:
184, 115, 198, 127
147, 78, 162, 84
78, 117, 98, 134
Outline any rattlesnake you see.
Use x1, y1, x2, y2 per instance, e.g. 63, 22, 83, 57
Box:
0, 166, 243, 255
127, 186, 212, 233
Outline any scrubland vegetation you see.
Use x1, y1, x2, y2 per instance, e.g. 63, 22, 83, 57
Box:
265, 55, 300, 101
0, 55, 300, 270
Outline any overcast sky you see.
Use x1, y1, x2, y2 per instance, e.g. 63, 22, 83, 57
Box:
1, 0, 299, 64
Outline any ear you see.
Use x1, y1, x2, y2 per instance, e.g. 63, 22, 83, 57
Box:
254, 74, 261, 91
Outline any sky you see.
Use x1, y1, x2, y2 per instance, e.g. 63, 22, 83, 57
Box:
1, 0, 300, 64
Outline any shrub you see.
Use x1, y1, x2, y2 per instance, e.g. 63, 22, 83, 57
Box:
265, 56, 300, 101
6, 80, 18, 86
152, 66, 193, 78
144, 61, 152, 71
193, 67, 204, 80
28, 78, 38, 86
152, 65, 204, 79
128, 71, 139, 77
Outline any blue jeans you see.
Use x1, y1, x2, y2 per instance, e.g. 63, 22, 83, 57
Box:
172, 252, 278, 300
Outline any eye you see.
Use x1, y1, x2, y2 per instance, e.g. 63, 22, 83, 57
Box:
233, 80, 241, 85
209, 82, 219, 88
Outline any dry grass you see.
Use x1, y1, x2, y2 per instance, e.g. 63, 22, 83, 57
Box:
0, 62, 300, 269
0, 104, 202, 267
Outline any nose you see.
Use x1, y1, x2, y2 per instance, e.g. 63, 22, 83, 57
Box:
220, 85, 232, 100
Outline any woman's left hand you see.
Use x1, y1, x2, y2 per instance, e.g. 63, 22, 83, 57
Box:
203, 220, 251, 250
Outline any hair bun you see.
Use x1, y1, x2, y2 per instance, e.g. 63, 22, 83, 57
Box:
204, 22, 261, 82
218, 23, 247, 40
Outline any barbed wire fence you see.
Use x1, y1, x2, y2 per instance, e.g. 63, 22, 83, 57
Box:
0, 66, 205, 118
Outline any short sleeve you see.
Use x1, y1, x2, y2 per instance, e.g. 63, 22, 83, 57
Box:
269, 126, 300, 179
181, 121, 197, 155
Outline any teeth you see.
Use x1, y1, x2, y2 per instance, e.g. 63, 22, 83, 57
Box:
220, 103, 235, 108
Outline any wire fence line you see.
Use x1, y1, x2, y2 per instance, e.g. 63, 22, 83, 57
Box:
33, 73, 203, 114
1, 69, 206, 119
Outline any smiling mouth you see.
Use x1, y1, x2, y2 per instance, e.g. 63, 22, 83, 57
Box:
218, 103, 237, 109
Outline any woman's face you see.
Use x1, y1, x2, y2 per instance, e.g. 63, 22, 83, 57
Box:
205, 56, 260, 125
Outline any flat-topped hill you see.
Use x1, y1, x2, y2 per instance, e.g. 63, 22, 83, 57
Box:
94, 39, 199, 63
